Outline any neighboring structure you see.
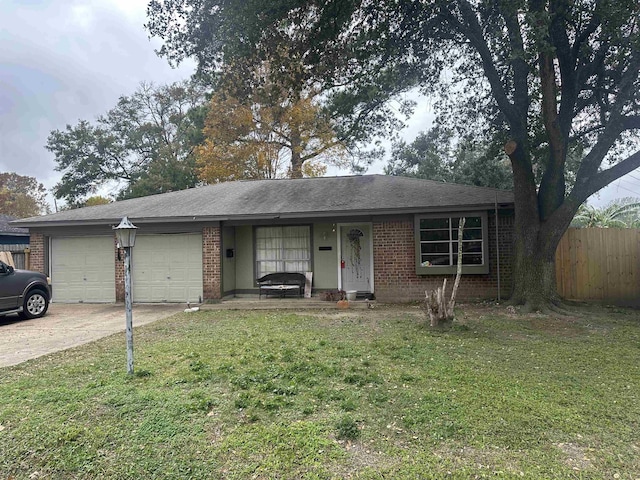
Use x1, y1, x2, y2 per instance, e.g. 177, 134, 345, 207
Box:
0, 214, 30, 269
12, 175, 514, 303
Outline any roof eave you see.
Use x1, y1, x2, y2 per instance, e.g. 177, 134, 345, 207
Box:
17, 202, 514, 228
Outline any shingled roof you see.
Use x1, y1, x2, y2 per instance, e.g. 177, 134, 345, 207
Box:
13, 175, 514, 227
0, 214, 29, 234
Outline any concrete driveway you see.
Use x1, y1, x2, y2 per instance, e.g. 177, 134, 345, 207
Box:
0, 303, 184, 368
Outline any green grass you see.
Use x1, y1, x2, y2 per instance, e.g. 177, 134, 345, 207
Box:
1, 305, 639, 479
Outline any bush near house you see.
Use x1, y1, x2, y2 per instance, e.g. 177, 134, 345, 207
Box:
0, 306, 638, 478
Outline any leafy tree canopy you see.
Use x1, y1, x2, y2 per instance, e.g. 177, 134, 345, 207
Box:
197, 60, 349, 182
572, 197, 640, 228
0, 173, 50, 218
46, 81, 207, 205
386, 127, 513, 190
146, 1, 417, 149
147, 0, 640, 309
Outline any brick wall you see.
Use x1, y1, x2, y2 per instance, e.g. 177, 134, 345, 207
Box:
29, 232, 45, 273
373, 212, 514, 302
115, 237, 125, 302
203, 226, 222, 300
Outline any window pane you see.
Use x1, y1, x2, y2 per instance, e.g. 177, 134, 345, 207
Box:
452, 254, 483, 265
463, 241, 483, 254
463, 254, 483, 265
466, 216, 482, 228
452, 228, 483, 240
420, 218, 450, 229
421, 254, 451, 266
463, 229, 483, 240
452, 241, 483, 254
420, 229, 451, 241
452, 216, 482, 228
421, 242, 450, 254
256, 226, 310, 275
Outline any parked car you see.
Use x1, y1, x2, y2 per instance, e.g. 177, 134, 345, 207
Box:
0, 261, 51, 319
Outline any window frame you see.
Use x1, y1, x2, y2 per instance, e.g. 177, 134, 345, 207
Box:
414, 212, 489, 275
253, 224, 313, 279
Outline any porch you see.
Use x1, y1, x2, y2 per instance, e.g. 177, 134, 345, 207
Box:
220, 221, 374, 298
200, 296, 376, 311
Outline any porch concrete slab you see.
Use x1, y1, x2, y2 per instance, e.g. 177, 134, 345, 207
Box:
0, 303, 183, 368
202, 298, 376, 310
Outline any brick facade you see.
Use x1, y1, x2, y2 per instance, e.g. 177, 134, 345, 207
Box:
203, 226, 222, 300
372, 212, 514, 302
29, 232, 45, 273
115, 237, 125, 302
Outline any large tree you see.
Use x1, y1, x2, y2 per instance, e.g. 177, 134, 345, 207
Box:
197, 61, 348, 182
147, 0, 640, 310
47, 80, 207, 205
386, 127, 513, 190
0, 173, 49, 218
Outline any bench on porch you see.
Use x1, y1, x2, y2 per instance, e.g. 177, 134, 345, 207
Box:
257, 272, 307, 299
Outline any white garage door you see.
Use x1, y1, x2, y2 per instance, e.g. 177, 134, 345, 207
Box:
132, 234, 203, 303
51, 237, 116, 303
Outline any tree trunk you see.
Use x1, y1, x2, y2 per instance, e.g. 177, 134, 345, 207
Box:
510, 240, 559, 312
508, 211, 572, 312
505, 139, 575, 312
289, 129, 303, 178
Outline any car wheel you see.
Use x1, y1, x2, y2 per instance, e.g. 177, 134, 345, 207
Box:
21, 289, 49, 319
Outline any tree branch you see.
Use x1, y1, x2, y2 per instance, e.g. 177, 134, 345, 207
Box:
500, 2, 530, 118
449, 1, 524, 133
572, 150, 640, 204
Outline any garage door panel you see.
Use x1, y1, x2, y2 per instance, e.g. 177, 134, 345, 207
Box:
133, 234, 203, 303
52, 237, 115, 303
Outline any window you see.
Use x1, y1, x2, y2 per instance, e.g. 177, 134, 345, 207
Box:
414, 212, 489, 275
255, 226, 311, 278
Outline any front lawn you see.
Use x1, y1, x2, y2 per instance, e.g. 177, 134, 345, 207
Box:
0, 305, 638, 479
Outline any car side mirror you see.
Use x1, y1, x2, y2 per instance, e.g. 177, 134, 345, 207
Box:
7, 265, 14, 274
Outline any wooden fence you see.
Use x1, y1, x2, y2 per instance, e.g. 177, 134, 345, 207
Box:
0, 246, 30, 270
555, 228, 640, 304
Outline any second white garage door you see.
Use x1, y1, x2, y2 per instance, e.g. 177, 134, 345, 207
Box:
132, 234, 203, 303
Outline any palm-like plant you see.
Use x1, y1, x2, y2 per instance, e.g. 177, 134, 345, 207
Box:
572, 198, 640, 228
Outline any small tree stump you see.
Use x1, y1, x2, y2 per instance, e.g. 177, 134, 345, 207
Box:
425, 278, 453, 327
424, 217, 466, 327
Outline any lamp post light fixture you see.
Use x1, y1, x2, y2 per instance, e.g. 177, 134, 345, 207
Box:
113, 216, 138, 374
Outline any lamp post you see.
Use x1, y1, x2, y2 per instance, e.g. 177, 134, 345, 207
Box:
113, 216, 138, 374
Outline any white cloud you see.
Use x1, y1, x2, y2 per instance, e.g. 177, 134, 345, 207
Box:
0, 0, 195, 207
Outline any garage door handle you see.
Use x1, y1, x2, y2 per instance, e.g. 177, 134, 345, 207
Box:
167, 276, 171, 279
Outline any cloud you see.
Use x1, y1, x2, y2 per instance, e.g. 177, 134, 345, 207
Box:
0, 0, 194, 204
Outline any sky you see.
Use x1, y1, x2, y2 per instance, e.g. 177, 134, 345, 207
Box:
1, 0, 638, 209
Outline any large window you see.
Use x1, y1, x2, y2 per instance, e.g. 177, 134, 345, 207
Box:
415, 212, 489, 275
255, 226, 311, 278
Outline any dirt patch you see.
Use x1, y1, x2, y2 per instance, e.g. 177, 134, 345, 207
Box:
554, 442, 593, 471
529, 317, 585, 336
329, 440, 398, 477
434, 444, 526, 476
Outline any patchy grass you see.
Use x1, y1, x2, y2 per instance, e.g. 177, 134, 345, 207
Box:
0, 305, 639, 479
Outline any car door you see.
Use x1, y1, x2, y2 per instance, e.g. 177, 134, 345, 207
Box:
0, 261, 21, 310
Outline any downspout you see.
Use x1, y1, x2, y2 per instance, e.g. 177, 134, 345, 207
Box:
495, 193, 501, 302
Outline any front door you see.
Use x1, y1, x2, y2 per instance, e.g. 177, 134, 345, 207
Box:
340, 224, 372, 293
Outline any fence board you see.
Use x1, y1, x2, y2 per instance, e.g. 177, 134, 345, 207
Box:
556, 228, 640, 305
